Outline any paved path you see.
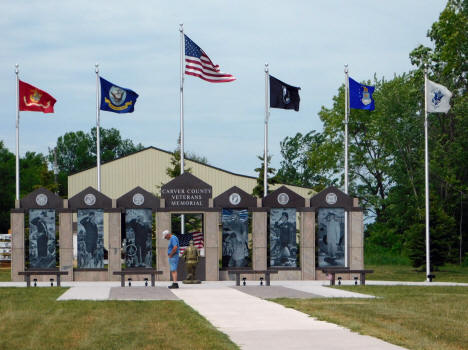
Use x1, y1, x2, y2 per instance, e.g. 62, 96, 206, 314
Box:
5, 280, 467, 349
171, 286, 405, 350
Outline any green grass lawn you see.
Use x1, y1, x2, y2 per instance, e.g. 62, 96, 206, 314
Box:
0, 288, 238, 350
0, 266, 10, 281
274, 285, 468, 350
366, 264, 468, 283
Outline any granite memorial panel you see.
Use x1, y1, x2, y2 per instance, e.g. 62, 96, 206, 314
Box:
317, 208, 345, 267
77, 209, 104, 268
222, 209, 249, 267
124, 209, 153, 268
29, 209, 56, 268
270, 208, 297, 267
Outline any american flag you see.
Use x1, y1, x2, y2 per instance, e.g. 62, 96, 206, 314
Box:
176, 231, 204, 256
184, 35, 235, 83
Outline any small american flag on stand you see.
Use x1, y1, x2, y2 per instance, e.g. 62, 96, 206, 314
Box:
184, 35, 235, 83
176, 231, 204, 256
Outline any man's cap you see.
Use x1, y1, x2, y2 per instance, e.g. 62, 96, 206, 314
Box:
162, 229, 170, 238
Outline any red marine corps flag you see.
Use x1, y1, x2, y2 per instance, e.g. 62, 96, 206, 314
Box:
19, 80, 57, 113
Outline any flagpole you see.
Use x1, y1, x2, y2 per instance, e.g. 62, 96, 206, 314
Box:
15, 64, 20, 202
180, 23, 185, 175
95, 63, 101, 192
424, 66, 431, 281
344, 64, 349, 267
264, 63, 269, 197
180, 23, 185, 235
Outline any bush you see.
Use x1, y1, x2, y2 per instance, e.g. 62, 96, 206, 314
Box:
364, 243, 410, 265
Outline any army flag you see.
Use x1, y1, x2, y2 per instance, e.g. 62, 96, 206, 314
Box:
19, 80, 56, 113
349, 77, 375, 110
426, 79, 452, 113
99, 77, 139, 113
269, 75, 301, 111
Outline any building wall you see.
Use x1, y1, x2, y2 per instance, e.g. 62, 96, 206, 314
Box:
68, 147, 314, 199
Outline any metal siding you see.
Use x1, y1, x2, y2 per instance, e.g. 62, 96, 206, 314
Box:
68, 148, 314, 199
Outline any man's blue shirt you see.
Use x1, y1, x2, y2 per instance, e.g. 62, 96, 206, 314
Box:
168, 235, 179, 256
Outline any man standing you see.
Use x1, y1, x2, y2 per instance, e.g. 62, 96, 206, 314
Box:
163, 230, 179, 289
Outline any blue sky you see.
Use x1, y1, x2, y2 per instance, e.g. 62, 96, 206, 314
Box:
0, 1, 446, 177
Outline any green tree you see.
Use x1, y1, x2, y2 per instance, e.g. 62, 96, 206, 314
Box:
50, 127, 144, 196
0, 142, 56, 232
0, 142, 15, 232
252, 155, 278, 197
276, 131, 338, 192
406, 0, 468, 265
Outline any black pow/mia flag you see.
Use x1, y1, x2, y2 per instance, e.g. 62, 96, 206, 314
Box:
269, 75, 300, 111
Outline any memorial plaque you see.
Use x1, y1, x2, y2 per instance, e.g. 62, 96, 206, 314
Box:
270, 208, 297, 267
77, 209, 104, 268
29, 209, 56, 268
222, 209, 249, 267
161, 173, 212, 210
124, 209, 153, 268
317, 208, 345, 267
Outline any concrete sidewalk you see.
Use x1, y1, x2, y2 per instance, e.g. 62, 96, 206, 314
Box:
172, 287, 406, 350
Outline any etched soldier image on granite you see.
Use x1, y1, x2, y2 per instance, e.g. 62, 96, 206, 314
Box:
317, 208, 345, 267
124, 209, 152, 268
29, 209, 56, 268
77, 209, 104, 268
222, 209, 249, 267
270, 208, 297, 267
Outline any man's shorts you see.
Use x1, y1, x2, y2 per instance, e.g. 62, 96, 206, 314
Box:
168, 255, 179, 271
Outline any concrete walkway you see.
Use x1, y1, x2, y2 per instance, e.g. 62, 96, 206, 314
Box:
4, 280, 467, 349
171, 286, 405, 350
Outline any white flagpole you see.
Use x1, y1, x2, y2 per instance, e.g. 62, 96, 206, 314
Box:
424, 66, 431, 281
180, 23, 185, 175
180, 24, 185, 235
264, 63, 269, 197
15, 64, 20, 202
95, 63, 101, 192
344, 64, 349, 267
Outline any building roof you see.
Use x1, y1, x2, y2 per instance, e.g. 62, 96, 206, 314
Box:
68, 146, 315, 199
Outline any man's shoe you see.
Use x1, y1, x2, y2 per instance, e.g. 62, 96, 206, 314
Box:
168, 283, 179, 289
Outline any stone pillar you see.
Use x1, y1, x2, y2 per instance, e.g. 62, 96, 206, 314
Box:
11, 212, 25, 282
349, 207, 364, 270
301, 211, 315, 280
59, 209, 73, 281
204, 211, 219, 281
108, 211, 121, 281
156, 212, 171, 280
252, 211, 267, 270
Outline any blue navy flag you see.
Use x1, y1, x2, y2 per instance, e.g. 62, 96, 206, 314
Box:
100, 77, 139, 113
349, 77, 375, 110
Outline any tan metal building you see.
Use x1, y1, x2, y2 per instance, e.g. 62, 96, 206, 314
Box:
68, 146, 315, 199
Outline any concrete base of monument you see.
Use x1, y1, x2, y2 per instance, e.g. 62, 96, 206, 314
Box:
183, 279, 201, 284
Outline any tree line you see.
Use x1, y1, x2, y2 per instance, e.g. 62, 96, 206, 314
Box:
0, 128, 143, 232
273, 0, 467, 268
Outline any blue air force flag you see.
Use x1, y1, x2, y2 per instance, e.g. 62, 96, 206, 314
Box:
100, 77, 139, 113
426, 79, 452, 113
349, 77, 375, 110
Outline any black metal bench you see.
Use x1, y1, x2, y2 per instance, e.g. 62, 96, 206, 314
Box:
228, 270, 279, 286
18, 269, 68, 287
113, 269, 163, 287
321, 268, 374, 286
